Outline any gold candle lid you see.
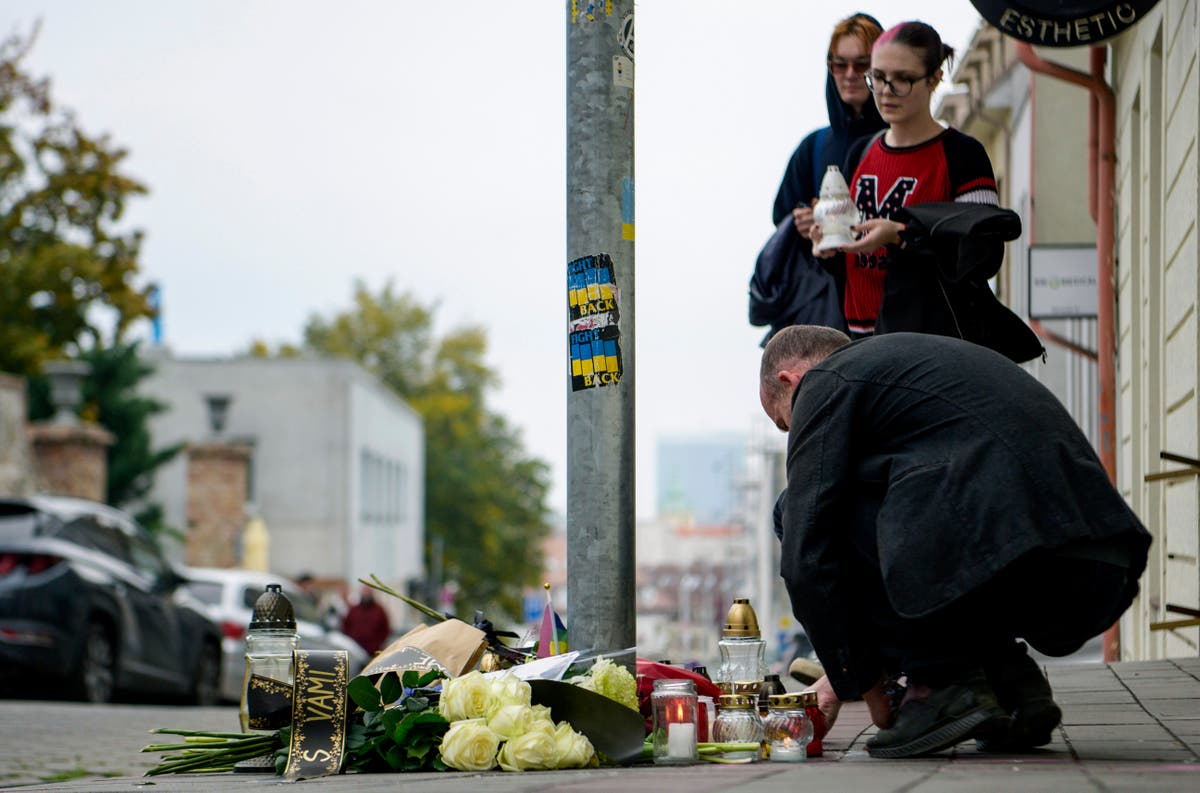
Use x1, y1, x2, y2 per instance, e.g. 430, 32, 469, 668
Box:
717, 694, 756, 710
768, 691, 818, 708
722, 597, 762, 638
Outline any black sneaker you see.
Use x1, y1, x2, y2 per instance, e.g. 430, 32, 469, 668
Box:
977, 644, 1061, 752
866, 670, 1011, 759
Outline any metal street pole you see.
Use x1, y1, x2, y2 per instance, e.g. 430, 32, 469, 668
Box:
565, 1, 635, 661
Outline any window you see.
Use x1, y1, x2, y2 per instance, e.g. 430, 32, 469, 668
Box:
360, 448, 406, 524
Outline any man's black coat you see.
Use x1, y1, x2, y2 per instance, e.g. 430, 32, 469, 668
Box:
779, 333, 1150, 699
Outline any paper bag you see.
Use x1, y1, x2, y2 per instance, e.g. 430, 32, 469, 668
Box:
362, 618, 487, 678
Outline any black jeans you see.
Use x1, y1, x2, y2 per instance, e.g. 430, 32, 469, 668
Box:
846, 514, 1139, 684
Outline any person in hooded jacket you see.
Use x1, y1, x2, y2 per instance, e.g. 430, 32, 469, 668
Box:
772, 13, 887, 231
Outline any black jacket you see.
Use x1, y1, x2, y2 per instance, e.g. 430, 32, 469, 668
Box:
879, 202, 1045, 363
779, 334, 1151, 699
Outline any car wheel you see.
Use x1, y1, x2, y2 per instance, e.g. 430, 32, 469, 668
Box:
190, 643, 222, 707
74, 624, 117, 704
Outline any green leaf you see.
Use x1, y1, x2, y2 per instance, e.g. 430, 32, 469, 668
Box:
433, 755, 448, 771
344, 722, 368, 751
393, 711, 448, 747
383, 745, 406, 770
347, 676, 383, 712
379, 672, 402, 705
416, 669, 447, 688
404, 696, 428, 712
381, 708, 403, 733
401, 670, 420, 690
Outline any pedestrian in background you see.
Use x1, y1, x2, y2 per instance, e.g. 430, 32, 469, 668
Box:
752, 13, 887, 343
341, 585, 391, 656
816, 20, 1032, 352
773, 13, 887, 232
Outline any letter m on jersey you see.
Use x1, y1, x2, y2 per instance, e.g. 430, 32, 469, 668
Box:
856, 176, 917, 219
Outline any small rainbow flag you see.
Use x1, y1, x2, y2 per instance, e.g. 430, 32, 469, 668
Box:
537, 583, 568, 657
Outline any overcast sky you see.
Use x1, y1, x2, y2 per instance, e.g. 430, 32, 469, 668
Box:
3, 1, 986, 518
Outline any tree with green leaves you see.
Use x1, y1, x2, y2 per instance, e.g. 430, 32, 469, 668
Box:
304, 281, 551, 620
0, 24, 154, 377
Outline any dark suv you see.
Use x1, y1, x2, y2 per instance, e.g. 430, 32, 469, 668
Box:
0, 495, 222, 704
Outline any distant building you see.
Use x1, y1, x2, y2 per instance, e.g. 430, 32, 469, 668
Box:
138, 352, 424, 591
656, 434, 746, 524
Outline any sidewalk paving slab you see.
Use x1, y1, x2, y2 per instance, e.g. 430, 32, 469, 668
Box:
2, 658, 1198, 792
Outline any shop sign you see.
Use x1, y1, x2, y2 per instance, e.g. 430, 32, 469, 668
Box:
969, 1, 1162, 46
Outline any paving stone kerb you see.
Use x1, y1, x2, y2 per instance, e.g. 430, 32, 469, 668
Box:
2, 658, 1198, 793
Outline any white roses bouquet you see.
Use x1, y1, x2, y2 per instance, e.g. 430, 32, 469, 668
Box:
438, 671, 597, 772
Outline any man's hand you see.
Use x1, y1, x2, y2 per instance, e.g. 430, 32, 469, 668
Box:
811, 674, 842, 730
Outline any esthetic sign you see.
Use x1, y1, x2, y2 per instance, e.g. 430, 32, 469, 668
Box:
969, 1, 1161, 46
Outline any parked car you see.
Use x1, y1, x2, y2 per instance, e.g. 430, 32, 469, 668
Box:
182, 567, 369, 703
0, 495, 223, 704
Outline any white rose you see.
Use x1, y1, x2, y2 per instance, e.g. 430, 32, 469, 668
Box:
497, 725, 557, 771
439, 671, 492, 721
552, 721, 595, 769
486, 673, 532, 717
487, 703, 537, 741
439, 719, 500, 771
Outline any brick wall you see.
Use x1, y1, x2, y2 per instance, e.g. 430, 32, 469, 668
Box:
0, 374, 34, 497
185, 442, 252, 567
27, 422, 114, 502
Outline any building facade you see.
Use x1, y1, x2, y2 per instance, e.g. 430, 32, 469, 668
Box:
945, 1, 1199, 659
1110, 0, 1199, 659
139, 352, 425, 592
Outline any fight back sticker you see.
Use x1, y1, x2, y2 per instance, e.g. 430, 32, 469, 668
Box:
568, 253, 622, 391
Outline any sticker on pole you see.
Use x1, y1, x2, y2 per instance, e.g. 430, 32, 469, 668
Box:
568, 254, 622, 391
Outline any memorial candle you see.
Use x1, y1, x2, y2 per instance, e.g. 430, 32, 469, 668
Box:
651, 679, 699, 765
667, 722, 696, 758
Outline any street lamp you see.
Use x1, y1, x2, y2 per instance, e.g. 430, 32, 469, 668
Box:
43, 360, 90, 425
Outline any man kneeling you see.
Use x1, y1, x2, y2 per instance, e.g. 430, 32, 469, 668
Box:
759, 326, 1151, 758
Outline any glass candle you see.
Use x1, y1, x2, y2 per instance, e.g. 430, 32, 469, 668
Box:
697, 695, 715, 743
716, 598, 767, 685
713, 694, 764, 760
651, 679, 698, 765
764, 693, 814, 762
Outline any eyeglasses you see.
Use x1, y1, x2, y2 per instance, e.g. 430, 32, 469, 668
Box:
864, 70, 933, 98
827, 58, 871, 75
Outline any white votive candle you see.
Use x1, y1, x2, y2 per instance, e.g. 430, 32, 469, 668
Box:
667, 722, 696, 759
770, 743, 806, 762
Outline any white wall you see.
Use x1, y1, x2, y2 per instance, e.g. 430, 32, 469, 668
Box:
347, 375, 424, 589
141, 354, 424, 587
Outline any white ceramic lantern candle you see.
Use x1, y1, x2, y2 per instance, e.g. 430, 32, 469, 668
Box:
813, 165, 862, 253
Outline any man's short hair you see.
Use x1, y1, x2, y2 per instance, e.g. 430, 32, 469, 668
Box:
759, 325, 850, 394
